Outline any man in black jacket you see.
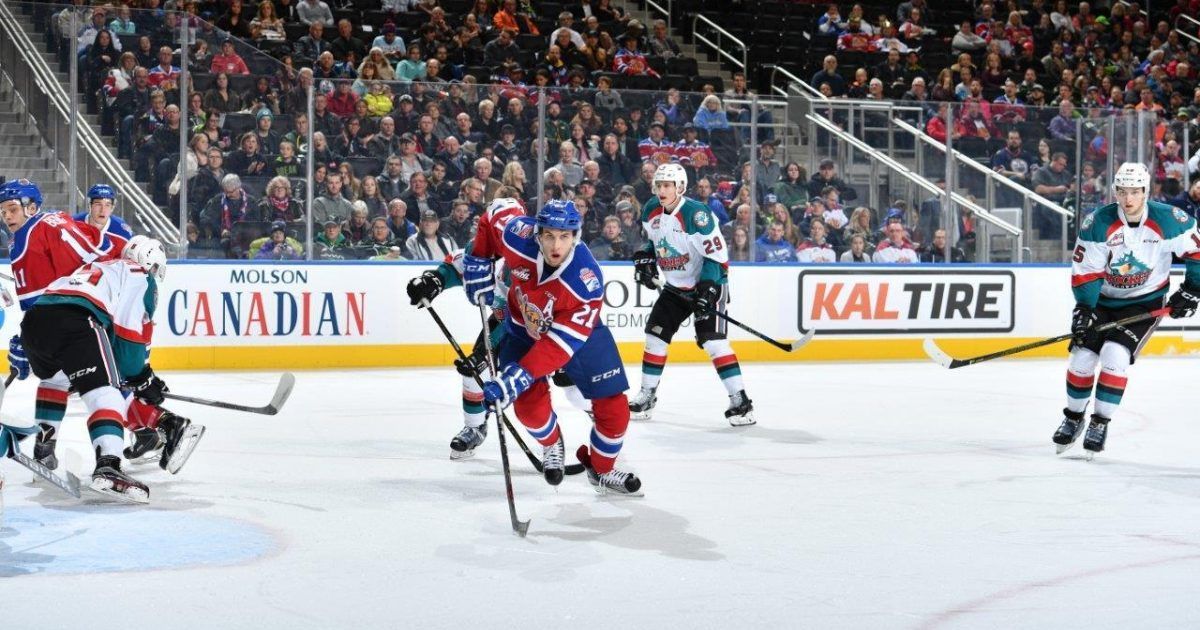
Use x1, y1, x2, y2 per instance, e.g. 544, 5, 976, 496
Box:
806, 158, 857, 201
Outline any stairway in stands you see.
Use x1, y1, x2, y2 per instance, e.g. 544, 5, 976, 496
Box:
0, 81, 75, 209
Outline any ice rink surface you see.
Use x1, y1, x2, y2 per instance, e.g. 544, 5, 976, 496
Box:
4, 357, 1200, 629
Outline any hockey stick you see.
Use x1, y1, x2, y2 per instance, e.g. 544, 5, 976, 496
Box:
423, 303, 584, 476
161, 373, 295, 415
654, 280, 814, 352
476, 303, 529, 538
923, 307, 1172, 369
0, 369, 82, 498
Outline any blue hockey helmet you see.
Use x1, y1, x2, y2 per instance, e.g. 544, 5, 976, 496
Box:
0, 179, 43, 207
536, 199, 582, 233
88, 184, 116, 201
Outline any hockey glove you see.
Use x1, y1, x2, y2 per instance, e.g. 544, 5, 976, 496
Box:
127, 366, 168, 406
463, 254, 496, 306
454, 352, 488, 379
406, 270, 445, 307
692, 281, 721, 321
1167, 283, 1200, 319
632, 249, 660, 290
1070, 304, 1097, 347
8, 335, 29, 381
481, 363, 534, 409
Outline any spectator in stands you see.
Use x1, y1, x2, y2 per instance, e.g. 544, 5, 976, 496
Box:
810, 55, 846, 98
200, 173, 253, 238
596, 134, 636, 187
294, 22, 329, 63
385, 199, 416, 240
586, 216, 627, 261
210, 40, 251, 76
225, 132, 269, 178
550, 11, 586, 50
1032, 151, 1074, 232
614, 33, 659, 78
991, 129, 1035, 185
817, 3, 846, 36
372, 23, 407, 64
377, 157, 407, 201
1172, 179, 1200, 218
406, 209, 457, 260
992, 80, 1027, 124
771, 163, 808, 214
254, 221, 304, 260
202, 73, 241, 115
796, 218, 836, 263
692, 95, 731, 132
755, 221, 794, 263
648, 19, 681, 59
414, 115, 443, 156
273, 141, 302, 177
493, 0, 538, 36
298, 0, 334, 27
873, 215, 919, 263
437, 136, 470, 185
807, 159, 857, 202
441, 199, 475, 244
952, 20, 987, 52
356, 176, 386, 218
315, 219, 353, 259
1048, 100, 1078, 140
500, 161, 532, 201
342, 203, 372, 242
638, 122, 673, 166
959, 98, 998, 140
470, 158, 503, 202
401, 171, 446, 220
548, 141, 585, 188
258, 176, 304, 223
251, 1, 285, 42
249, 109, 280, 155
920, 229, 966, 263
312, 172, 356, 227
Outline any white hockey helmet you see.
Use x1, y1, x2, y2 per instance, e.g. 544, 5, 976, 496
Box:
653, 163, 688, 194
1112, 162, 1151, 195
486, 197, 523, 216
124, 235, 167, 282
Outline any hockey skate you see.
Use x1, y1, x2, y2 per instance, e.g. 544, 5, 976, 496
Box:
33, 423, 58, 470
90, 452, 149, 504
1052, 408, 1087, 454
1082, 414, 1110, 460
449, 423, 487, 460
628, 387, 657, 421
542, 434, 565, 486
159, 411, 205, 475
725, 390, 756, 427
576, 445, 642, 496
124, 427, 165, 464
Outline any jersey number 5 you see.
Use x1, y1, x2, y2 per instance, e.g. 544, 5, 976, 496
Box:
1071, 244, 1085, 263
703, 238, 723, 254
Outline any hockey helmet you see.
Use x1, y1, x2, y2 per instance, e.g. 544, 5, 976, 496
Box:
87, 184, 116, 201
124, 235, 167, 282
486, 197, 524, 216
1112, 162, 1150, 195
0, 179, 43, 208
652, 163, 688, 194
536, 199, 582, 233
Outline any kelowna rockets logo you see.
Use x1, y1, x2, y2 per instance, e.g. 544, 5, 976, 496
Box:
515, 286, 555, 339
1106, 251, 1151, 289
655, 238, 691, 271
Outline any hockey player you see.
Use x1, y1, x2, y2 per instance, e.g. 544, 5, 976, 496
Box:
627, 163, 754, 426
9, 237, 176, 500
74, 183, 134, 256
452, 199, 640, 494
1054, 162, 1200, 456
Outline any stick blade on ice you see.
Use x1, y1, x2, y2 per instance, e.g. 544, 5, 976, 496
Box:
267, 373, 297, 415
922, 338, 960, 369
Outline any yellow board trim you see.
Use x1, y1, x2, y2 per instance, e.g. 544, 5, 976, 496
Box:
149, 336, 1200, 370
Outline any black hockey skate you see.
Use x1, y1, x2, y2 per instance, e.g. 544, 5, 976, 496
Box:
449, 423, 487, 460
575, 445, 642, 496
543, 434, 565, 486
725, 390, 756, 427
33, 423, 58, 470
124, 427, 165, 464
91, 452, 150, 503
1082, 414, 1110, 460
628, 387, 657, 421
1052, 408, 1087, 454
159, 411, 206, 475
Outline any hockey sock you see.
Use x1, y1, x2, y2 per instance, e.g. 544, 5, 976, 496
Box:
1065, 348, 1100, 414
1094, 342, 1131, 418
513, 380, 561, 446
702, 340, 745, 396
34, 383, 69, 434
640, 335, 669, 390
462, 375, 486, 429
125, 398, 164, 430
589, 394, 630, 474
561, 384, 593, 414
82, 387, 127, 458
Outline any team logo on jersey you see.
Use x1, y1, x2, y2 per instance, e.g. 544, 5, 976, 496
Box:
654, 238, 691, 271
1106, 231, 1125, 247
1174, 207, 1190, 223
651, 216, 661, 230
693, 210, 709, 228
1106, 251, 1152, 289
1081, 212, 1095, 231
510, 266, 531, 281
515, 286, 555, 339
511, 223, 533, 239
579, 267, 600, 292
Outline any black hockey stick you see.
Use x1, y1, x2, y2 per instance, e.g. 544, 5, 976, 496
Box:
476, 303, 530, 537
0, 369, 82, 498
423, 303, 584, 476
161, 373, 295, 415
923, 307, 1172, 369
655, 280, 815, 352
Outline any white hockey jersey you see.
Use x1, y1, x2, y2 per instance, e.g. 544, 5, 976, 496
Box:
640, 196, 728, 289
39, 260, 157, 352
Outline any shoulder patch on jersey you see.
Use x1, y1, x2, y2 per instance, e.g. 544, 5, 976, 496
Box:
1081, 212, 1095, 231
1175, 207, 1190, 223
509, 221, 534, 239
693, 209, 709, 228
579, 267, 600, 292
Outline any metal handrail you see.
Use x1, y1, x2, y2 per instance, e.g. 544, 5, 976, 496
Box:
643, 0, 673, 30
891, 117, 1074, 219
1174, 14, 1200, 46
692, 14, 747, 72
765, 64, 825, 100
805, 113, 1023, 238
0, 4, 179, 245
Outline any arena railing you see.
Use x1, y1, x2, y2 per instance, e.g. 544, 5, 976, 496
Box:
691, 14, 746, 75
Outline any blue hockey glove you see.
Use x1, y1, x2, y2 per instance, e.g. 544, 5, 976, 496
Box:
482, 363, 534, 409
8, 335, 29, 381
463, 254, 496, 306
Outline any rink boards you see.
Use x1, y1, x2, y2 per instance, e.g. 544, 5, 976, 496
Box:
4, 261, 1200, 370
